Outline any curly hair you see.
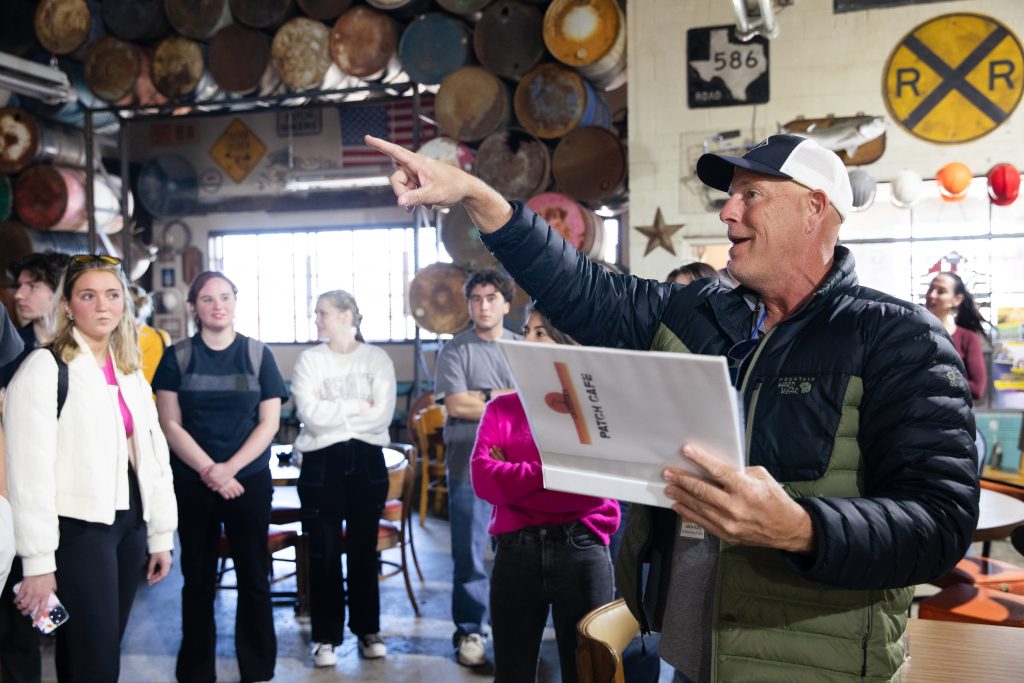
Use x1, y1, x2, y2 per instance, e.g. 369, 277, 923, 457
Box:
463, 269, 516, 303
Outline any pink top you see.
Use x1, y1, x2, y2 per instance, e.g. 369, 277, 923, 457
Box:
102, 355, 134, 438
471, 393, 620, 543
951, 326, 986, 400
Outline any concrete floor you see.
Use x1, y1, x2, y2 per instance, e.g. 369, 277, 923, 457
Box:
31, 492, 1021, 682
37, 491, 570, 683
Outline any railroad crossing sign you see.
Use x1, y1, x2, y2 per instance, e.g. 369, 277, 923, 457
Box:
883, 13, 1024, 144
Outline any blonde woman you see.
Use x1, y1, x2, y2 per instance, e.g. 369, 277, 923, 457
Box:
290, 290, 396, 667
4, 255, 177, 682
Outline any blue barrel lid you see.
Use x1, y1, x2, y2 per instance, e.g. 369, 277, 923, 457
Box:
398, 13, 470, 86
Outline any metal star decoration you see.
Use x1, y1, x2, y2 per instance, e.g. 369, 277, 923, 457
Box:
634, 208, 684, 256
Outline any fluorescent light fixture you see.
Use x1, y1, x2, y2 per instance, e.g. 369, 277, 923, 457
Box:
284, 171, 392, 192
0, 52, 76, 105
595, 205, 615, 218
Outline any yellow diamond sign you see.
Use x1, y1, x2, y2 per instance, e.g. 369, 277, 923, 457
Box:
209, 118, 266, 183
883, 13, 1024, 144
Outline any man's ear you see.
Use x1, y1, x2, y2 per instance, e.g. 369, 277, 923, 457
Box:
806, 189, 831, 232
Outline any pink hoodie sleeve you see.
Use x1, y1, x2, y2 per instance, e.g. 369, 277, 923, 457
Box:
470, 397, 545, 506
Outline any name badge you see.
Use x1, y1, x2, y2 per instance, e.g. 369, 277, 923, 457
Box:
679, 519, 706, 540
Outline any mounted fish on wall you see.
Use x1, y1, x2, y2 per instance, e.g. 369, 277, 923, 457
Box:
780, 114, 886, 165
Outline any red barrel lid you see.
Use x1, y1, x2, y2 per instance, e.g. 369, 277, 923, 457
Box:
552, 126, 625, 204
331, 5, 397, 79
210, 25, 273, 94
14, 165, 71, 230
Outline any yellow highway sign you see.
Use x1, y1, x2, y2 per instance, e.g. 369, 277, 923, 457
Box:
209, 118, 266, 183
883, 13, 1023, 144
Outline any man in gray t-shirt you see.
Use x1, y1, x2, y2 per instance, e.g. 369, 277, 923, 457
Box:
433, 270, 519, 667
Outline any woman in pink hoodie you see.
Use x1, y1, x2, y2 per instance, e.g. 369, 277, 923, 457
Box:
471, 308, 620, 683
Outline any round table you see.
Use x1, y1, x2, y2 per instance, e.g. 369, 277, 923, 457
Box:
269, 444, 406, 486
974, 487, 1024, 542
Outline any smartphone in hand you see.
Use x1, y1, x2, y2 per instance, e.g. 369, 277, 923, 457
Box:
11, 583, 70, 634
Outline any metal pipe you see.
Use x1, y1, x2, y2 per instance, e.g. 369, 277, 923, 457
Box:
119, 116, 132, 279
85, 109, 96, 255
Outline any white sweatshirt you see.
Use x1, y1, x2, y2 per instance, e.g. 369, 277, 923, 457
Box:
0, 496, 13, 589
291, 343, 396, 452
3, 329, 178, 576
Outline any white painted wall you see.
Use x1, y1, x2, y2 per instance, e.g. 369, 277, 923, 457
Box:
627, 0, 1024, 279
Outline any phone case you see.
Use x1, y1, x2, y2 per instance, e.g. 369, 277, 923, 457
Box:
11, 583, 70, 634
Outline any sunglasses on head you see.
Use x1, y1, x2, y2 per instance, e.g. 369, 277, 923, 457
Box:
70, 254, 122, 267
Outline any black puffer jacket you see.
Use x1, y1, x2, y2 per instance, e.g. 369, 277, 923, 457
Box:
482, 201, 979, 591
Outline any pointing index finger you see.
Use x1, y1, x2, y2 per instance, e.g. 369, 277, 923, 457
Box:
364, 135, 417, 165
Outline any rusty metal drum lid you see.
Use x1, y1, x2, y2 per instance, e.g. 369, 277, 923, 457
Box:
230, 0, 296, 30
210, 24, 273, 94
0, 107, 40, 175
514, 62, 599, 139
273, 17, 332, 91
165, 0, 233, 40
543, 0, 621, 68
436, 66, 510, 143
417, 137, 475, 174
152, 35, 205, 100
474, 0, 546, 80
101, 0, 170, 43
441, 204, 499, 270
34, 0, 93, 56
297, 0, 354, 21
408, 262, 471, 334
330, 5, 397, 79
85, 37, 141, 103
551, 126, 625, 204
475, 128, 551, 201
436, 0, 492, 14
13, 165, 75, 230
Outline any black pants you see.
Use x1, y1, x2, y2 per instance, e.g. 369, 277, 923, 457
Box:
174, 470, 275, 683
53, 469, 148, 683
491, 522, 614, 683
0, 558, 42, 682
298, 440, 388, 646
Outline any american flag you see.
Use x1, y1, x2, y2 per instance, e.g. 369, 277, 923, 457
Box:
339, 96, 436, 169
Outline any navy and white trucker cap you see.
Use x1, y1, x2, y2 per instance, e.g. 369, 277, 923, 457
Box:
696, 134, 854, 222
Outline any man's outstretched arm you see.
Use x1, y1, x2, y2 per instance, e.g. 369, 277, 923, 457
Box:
365, 135, 513, 233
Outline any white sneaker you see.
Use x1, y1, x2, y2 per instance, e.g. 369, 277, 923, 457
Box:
457, 633, 486, 667
358, 633, 387, 659
311, 642, 336, 667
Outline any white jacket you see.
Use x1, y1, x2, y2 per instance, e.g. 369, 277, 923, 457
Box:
3, 329, 178, 576
292, 343, 396, 452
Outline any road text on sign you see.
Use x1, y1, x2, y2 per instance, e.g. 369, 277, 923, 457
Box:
883, 13, 1024, 144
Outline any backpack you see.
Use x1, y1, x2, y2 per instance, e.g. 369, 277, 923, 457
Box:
172, 336, 264, 379
49, 347, 68, 419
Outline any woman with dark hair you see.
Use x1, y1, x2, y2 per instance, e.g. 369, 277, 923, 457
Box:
5, 255, 176, 682
925, 271, 987, 400
471, 307, 619, 683
153, 271, 288, 683
666, 261, 719, 285
290, 290, 396, 667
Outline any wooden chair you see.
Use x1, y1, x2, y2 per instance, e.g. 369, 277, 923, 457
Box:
412, 404, 448, 527
216, 527, 307, 614
576, 598, 640, 683
921, 524, 1024, 627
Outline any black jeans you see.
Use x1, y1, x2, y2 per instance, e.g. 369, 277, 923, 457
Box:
174, 469, 275, 683
298, 439, 388, 645
0, 558, 42, 683
491, 522, 614, 683
53, 468, 147, 683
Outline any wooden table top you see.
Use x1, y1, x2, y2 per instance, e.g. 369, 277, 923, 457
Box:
983, 465, 1024, 490
975, 487, 1024, 542
904, 618, 1024, 682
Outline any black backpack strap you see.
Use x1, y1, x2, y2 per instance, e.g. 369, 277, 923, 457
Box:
48, 347, 68, 419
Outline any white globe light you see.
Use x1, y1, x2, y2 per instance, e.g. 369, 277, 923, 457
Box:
849, 169, 877, 212
891, 170, 923, 208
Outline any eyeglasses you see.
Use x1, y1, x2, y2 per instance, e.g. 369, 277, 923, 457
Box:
69, 254, 122, 268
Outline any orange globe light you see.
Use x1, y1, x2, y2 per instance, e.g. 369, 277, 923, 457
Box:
988, 163, 1021, 206
936, 162, 973, 201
